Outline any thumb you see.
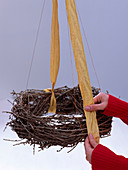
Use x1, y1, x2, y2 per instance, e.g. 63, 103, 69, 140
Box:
88, 134, 98, 148
85, 103, 103, 111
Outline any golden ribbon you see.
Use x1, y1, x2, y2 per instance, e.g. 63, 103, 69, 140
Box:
48, 0, 60, 113
65, 0, 99, 143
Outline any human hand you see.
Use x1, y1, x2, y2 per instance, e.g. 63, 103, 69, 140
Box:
85, 92, 109, 112
84, 134, 98, 164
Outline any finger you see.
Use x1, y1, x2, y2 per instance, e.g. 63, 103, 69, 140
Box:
84, 136, 90, 150
84, 137, 92, 164
86, 155, 89, 162
86, 155, 88, 161
84, 137, 92, 153
85, 102, 106, 111
88, 134, 98, 148
93, 94, 101, 104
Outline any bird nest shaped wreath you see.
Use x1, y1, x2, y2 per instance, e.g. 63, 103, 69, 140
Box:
6, 85, 112, 152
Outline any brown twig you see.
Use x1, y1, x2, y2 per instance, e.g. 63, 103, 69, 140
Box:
5, 85, 112, 152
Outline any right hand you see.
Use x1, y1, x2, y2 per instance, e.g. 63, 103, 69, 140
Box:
84, 134, 98, 164
85, 92, 109, 112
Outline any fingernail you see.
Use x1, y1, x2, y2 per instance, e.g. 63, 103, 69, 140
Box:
85, 106, 91, 111
89, 133, 93, 138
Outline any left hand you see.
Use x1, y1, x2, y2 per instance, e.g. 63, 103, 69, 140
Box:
84, 134, 98, 164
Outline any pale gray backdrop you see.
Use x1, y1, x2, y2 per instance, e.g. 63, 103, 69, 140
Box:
0, 0, 128, 170
0, 0, 128, 100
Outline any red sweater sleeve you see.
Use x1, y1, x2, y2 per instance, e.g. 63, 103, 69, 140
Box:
92, 144, 128, 170
91, 95, 128, 170
103, 94, 128, 125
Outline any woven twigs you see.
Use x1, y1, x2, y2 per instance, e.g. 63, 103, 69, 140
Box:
5, 86, 112, 152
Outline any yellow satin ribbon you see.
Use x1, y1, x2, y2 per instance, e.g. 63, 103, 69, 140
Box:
65, 0, 99, 143
44, 89, 52, 93
48, 0, 60, 113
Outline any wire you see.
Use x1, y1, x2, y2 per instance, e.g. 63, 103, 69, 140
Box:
26, 0, 46, 90
76, 2, 101, 91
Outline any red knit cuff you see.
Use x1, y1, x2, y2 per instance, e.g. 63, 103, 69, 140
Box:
91, 144, 124, 170
103, 94, 128, 125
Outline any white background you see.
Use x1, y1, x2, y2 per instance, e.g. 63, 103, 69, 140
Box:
0, 0, 128, 169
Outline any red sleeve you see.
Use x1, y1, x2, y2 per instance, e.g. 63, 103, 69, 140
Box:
92, 144, 128, 170
91, 95, 128, 169
103, 94, 128, 125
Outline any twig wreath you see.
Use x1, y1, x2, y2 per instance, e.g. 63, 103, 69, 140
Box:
5, 86, 112, 152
